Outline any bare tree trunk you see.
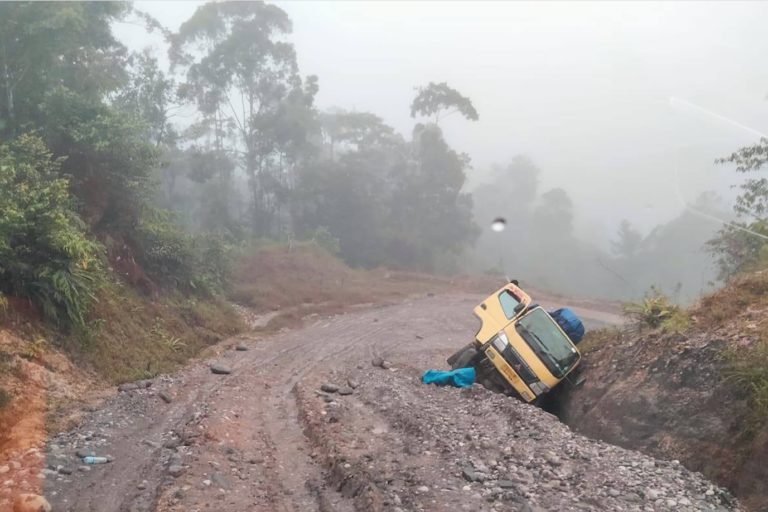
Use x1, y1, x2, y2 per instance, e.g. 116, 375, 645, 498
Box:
2, 56, 15, 133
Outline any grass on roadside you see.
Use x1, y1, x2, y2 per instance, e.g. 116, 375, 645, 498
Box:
622, 286, 690, 335
723, 338, 768, 431
64, 281, 244, 384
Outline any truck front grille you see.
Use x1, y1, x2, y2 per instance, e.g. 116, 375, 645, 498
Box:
500, 345, 538, 384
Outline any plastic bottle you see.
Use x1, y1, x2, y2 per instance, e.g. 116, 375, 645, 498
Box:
82, 456, 110, 464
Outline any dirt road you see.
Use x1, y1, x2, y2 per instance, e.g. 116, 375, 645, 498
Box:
33, 293, 736, 511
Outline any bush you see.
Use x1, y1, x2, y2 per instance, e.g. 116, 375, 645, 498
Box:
0, 135, 102, 329
134, 208, 233, 295
133, 207, 196, 290
724, 339, 768, 427
308, 226, 341, 256
707, 220, 768, 281
623, 286, 689, 334
192, 232, 233, 294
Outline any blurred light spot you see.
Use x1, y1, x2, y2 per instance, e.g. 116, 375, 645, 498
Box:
491, 218, 506, 232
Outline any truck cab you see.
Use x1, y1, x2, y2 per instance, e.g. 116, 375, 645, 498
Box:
448, 282, 582, 402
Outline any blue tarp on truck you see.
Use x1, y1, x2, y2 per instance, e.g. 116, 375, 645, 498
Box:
549, 308, 585, 344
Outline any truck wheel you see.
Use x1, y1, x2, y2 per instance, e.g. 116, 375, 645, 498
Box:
475, 365, 507, 394
450, 347, 478, 370
479, 377, 505, 394
447, 342, 474, 366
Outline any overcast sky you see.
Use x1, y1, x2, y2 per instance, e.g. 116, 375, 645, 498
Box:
115, 1, 768, 245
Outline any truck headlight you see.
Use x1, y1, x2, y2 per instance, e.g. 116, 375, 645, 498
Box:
529, 381, 550, 396
492, 331, 509, 352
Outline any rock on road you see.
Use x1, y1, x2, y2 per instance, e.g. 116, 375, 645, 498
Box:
37, 293, 737, 511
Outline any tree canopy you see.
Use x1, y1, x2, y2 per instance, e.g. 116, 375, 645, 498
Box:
410, 82, 479, 124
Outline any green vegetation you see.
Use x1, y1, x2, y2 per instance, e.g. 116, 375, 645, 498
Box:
133, 209, 232, 294
724, 339, 768, 428
410, 82, 479, 123
707, 138, 768, 280
0, 135, 102, 330
622, 287, 689, 334
67, 281, 243, 383
0, 1, 483, 383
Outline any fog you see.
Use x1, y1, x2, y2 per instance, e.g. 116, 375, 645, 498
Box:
109, 1, 768, 302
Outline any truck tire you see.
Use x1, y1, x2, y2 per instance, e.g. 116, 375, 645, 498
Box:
447, 342, 475, 366
450, 347, 478, 370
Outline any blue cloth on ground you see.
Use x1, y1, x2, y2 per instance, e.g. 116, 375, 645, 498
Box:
422, 367, 476, 388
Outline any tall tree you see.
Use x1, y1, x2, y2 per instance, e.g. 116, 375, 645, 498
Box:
171, 1, 318, 235
115, 50, 178, 148
470, 156, 541, 273
318, 109, 399, 159
387, 124, 478, 269
533, 188, 574, 239
410, 82, 479, 124
0, 2, 129, 138
707, 138, 768, 279
611, 220, 643, 258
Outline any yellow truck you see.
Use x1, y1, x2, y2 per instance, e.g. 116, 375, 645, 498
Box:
447, 281, 584, 402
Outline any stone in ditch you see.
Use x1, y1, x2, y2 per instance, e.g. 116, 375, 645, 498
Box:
371, 357, 384, 368
136, 379, 153, 388
210, 364, 232, 375
320, 383, 339, 393
347, 379, 359, 389
498, 480, 516, 489
462, 467, 485, 483
235, 344, 248, 351
168, 465, 185, 477
57, 466, 73, 475
337, 386, 353, 396
163, 438, 181, 450
381, 360, 392, 370
159, 392, 173, 403
118, 383, 138, 392
543, 451, 562, 466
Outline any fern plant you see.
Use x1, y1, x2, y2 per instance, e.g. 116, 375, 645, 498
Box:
0, 135, 103, 331
623, 286, 689, 334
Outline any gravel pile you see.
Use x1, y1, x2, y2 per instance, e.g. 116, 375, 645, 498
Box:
299, 364, 740, 512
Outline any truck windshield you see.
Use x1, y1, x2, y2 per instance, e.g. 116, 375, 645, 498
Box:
515, 308, 579, 378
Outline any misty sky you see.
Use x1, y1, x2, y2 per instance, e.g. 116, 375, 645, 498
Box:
115, 1, 768, 246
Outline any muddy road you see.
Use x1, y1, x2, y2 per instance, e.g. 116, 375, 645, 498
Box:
31, 294, 737, 511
